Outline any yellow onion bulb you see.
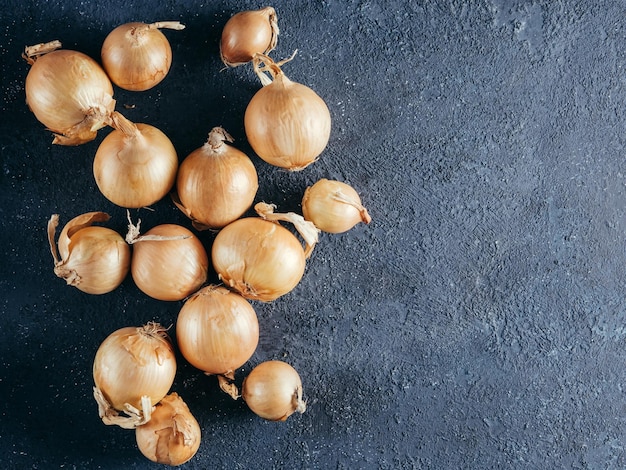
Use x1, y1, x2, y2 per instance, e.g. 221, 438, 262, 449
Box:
135, 392, 201, 466
174, 127, 258, 230
102, 21, 185, 91
47, 212, 130, 295
242, 360, 306, 421
220, 7, 278, 67
302, 179, 372, 233
93, 112, 178, 208
93, 323, 177, 428
176, 285, 259, 377
129, 222, 208, 301
211, 217, 306, 302
23, 41, 115, 145
244, 53, 331, 171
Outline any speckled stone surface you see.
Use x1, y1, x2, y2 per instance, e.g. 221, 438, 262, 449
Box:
2, 1, 626, 468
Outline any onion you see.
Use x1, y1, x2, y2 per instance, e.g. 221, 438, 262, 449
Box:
135, 392, 201, 466
242, 360, 306, 421
211, 203, 319, 302
47, 212, 130, 294
126, 216, 209, 301
244, 52, 331, 171
173, 127, 258, 230
102, 21, 185, 91
176, 285, 259, 394
93, 111, 178, 209
23, 40, 115, 145
92, 323, 177, 429
220, 7, 279, 67
302, 179, 372, 233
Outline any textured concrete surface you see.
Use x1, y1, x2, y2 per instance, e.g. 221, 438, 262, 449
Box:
2, 0, 626, 468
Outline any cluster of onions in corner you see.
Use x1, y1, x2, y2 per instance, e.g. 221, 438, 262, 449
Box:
31, 5, 373, 467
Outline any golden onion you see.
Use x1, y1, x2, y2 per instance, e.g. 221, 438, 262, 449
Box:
93, 111, 178, 209
127, 218, 209, 301
211, 203, 319, 302
220, 6, 278, 67
23, 41, 115, 145
47, 212, 130, 294
174, 127, 258, 230
92, 323, 177, 429
242, 360, 306, 421
102, 21, 185, 91
244, 52, 331, 171
135, 392, 201, 466
302, 179, 372, 233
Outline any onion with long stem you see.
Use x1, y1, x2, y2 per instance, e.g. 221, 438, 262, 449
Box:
211, 203, 319, 302
244, 52, 331, 171
102, 21, 185, 91
23, 40, 115, 145
93, 111, 178, 209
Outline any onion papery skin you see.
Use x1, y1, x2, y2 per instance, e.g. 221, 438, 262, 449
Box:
135, 392, 201, 466
93, 324, 177, 412
102, 22, 173, 91
58, 226, 130, 294
302, 179, 372, 233
242, 360, 306, 421
25, 49, 115, 145
176, 285, 259, 375
176, 128, 258, 229
220, 7, 278, 67
211, 217, 306, 302
131, 224, 209, 301
244, 72, 331, 171
93, 120, 178, 209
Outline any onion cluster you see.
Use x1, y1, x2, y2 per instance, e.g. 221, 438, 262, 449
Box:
27, 5, 373, 466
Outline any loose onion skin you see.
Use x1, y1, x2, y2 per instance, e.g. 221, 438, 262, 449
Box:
211, 217, 306, 302
242, 360, 306, 421
135, 392, 201, 466
220, 7, 279, 67
302, 179, 372, 233
93, 323, 177, 429
177, 285, 259, 377
93, 111, 178, 209
128, 222, 209, 301
244, 53, 331, 171
23, 41, 115, 145
102, 21, 185, 91
174, 127, 258, 230
47, 212, 130, 295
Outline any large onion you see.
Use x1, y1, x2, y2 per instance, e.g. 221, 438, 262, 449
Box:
211, 203, 318, 302
92, 323, 177, 429
174, 127, 258, 230
23, 40, 115, 145
244, 52, 331, 171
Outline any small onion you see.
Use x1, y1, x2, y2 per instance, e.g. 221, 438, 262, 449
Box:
177, 285, 259, 394
302, 179, 372, 233
135, 392, 201, 466
127, 217, 209, 301
242, 360, 306, 421
93, 111, 178, 209
47, 212, 130, 294
244, 52, 331, 171
220, 6, 279, 67
23, 40, 115, 145
173, 127, 258, 230
211, 203, 319, 302
93, 323, 177, 429
102, 21, 185, 91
